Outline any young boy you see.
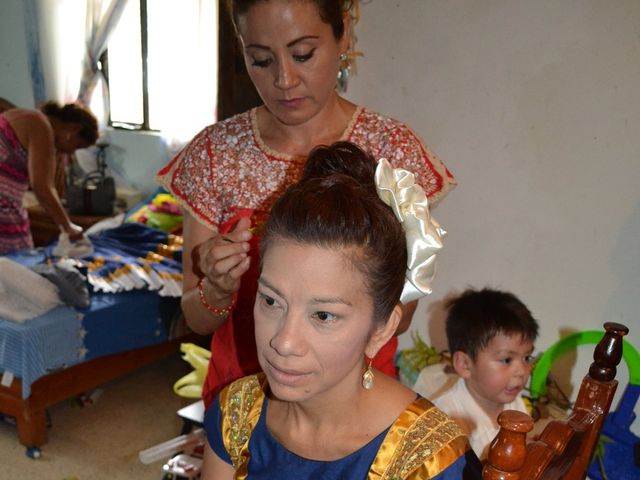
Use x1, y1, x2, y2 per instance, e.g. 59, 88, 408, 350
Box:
432, 288, 539, 461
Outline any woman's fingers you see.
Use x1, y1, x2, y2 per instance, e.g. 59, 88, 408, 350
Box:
228, 255, 251, 278
205, 236, 249, 264
204, 253, 249, 297
209, 250, 248, 277
222, 217, 252, 243
196, 218, 254, 297
67, 222, 84, 241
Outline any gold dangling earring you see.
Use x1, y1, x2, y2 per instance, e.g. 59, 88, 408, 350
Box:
362, 358, 374, 390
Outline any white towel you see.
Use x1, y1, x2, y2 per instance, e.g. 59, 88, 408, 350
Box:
0, 258, 61, 322
52, 233, 94, 258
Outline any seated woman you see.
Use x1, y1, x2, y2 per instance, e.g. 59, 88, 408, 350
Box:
201, 142, 481, 479
0, 101, 98, 254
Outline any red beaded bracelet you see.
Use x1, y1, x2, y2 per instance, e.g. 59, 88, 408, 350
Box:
197, 277, 236, 317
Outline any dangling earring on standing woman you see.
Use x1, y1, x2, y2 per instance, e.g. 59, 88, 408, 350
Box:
337, 52, 350, 93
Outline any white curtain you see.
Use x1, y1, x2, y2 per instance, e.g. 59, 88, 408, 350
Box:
28, 0, 128, 125
149, 0, 217, 154
77, 0, 129, 113
26, 0, 84, 105
24, 0, 128, 188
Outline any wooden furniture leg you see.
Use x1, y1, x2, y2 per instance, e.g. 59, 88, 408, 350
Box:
0, 335, 197, 449
16, 404, 47, 447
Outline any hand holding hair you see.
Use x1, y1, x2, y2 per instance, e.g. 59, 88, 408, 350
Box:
196, 217, 252, 310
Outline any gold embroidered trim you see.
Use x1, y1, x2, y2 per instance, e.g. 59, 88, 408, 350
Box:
220, 374, 267, 478
369, 398, 469, 479
220, 381, 468, 479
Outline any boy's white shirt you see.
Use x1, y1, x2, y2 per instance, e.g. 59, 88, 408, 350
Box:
432, 376, 528, 461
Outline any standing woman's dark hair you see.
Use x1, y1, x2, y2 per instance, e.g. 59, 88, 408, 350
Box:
227, 0, 353, 40
40, 101, 99, 146
261, 141, 407, 322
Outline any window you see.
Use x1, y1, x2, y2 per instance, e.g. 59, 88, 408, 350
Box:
104, 0, 217, 142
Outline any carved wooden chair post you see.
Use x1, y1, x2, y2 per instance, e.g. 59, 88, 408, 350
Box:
483, 410, 534, 480
482, 322, 629, 480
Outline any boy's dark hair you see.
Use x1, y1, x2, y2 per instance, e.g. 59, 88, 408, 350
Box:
445, 288, 539, 360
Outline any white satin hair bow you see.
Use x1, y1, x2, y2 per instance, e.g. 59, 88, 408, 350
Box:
375, 158, 446, 303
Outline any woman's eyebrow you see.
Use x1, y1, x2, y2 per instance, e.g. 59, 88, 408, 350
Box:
246, 35, 320, 50
310, 296, 353, 307
286, 35, 319, 47
258, 278, 282, 298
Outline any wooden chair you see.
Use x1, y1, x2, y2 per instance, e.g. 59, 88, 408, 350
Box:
483, 322, 629, 480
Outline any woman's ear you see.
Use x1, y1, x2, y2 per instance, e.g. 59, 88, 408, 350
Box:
364, 304, 402, 359
339, 11, 351, 55
451, 351, 473, 379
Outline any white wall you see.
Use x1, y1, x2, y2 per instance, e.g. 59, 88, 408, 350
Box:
347, 0, 639, 433
0, 0, 34, 107
97, 130, 171, 196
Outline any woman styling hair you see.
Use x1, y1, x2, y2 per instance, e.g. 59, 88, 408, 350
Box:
156, 0, 457, 409
201, 141, 480, 479
0, 101, 98, 254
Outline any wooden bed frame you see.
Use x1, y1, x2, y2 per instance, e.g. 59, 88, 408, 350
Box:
0, 333, 197, 449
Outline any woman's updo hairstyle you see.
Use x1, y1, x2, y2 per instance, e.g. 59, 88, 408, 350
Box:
227, 0, 353, 41
40, 101, 99, 146
261, 141, 407, 323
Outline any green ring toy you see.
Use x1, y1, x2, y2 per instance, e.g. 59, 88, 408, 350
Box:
529, 330, 640, 400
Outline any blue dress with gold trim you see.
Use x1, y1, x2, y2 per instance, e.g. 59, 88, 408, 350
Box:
205, 373, 482, 479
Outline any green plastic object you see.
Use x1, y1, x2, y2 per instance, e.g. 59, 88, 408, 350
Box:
529, 330, 640, 400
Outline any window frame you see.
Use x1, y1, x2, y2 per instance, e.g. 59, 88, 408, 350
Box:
101, 0, 152, 131
102, 0, 261, 131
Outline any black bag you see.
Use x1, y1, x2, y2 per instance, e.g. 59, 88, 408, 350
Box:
66, 173, 116, 216
65, 143, 115, 216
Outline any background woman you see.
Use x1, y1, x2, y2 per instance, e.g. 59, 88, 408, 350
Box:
157, 0, 456, 409
0, 101, 98, 254
201, 142, 480, 479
